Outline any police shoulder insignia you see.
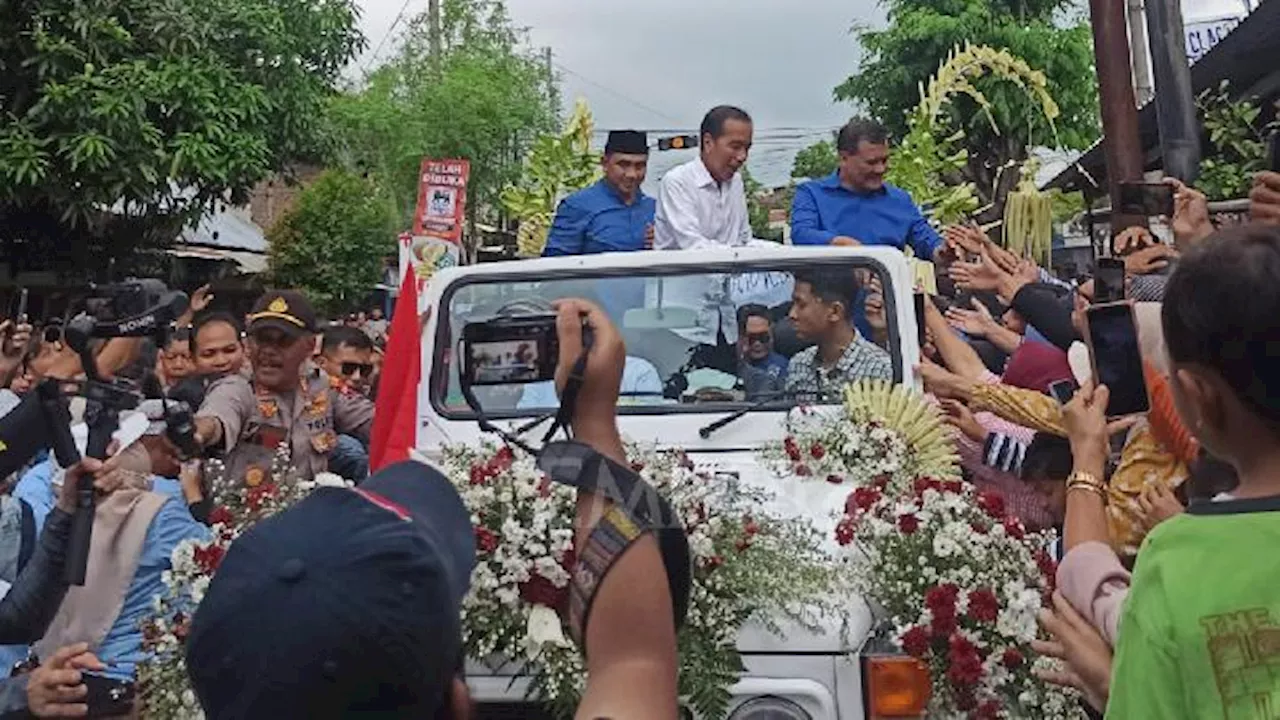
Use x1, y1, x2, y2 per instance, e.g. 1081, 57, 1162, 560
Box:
245, 466, 265, 488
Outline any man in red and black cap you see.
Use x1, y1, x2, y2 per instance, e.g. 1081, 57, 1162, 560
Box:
190, 290, 374, 484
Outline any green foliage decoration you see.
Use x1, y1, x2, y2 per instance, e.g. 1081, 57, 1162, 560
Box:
1195, 82, 1279, 201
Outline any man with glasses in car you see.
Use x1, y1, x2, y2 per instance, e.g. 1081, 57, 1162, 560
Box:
736, 304, 788, 400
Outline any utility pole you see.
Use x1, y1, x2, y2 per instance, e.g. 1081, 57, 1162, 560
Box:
427, 0, 441, 62
544, 47, 558, 111
1145, 0, 1201, 182
1087, 0, 1148, 234
1126, 0, 1154, 105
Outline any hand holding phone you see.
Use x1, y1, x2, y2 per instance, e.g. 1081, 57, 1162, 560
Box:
1093, 258, 1127, 304
1084, 302, 1150, 417
1118, 182, 1175, 217
1049, 379, 1079, 406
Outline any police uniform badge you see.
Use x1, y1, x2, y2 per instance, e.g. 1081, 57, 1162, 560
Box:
268, 296, 289, 314
311, 429, 338, 454
245, 466, 266, 487
307, 392, 329, 418
258, 397, 279, 419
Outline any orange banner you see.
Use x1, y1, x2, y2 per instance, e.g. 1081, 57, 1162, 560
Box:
412, 158, 471, 243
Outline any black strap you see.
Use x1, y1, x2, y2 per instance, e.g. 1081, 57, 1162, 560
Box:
537, 441, 691, 649
542, 351, 589, 444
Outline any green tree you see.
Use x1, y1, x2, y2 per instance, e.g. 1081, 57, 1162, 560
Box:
0, 0, 363, 267
792, 140, 839, 180
266, 169, 396, 315
835, 0, 1098, 211
329, 0, 557, 241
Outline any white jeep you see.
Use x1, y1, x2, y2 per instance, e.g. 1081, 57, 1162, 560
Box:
415, 245, 927, 720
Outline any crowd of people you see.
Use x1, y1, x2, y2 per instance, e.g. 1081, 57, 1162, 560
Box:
0, 97, 1275, 718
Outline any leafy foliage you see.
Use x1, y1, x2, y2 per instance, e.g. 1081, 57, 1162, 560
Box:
835, 0, 1098, 212
886, 45, 1060, 225
501, 99, 601, 257
0, 0, 363, 262
792, 140, 839, 179
743, 168, 788, 243
329, 0, 558, 237
266, 169, 396, 315
1195, 82, 1279, 201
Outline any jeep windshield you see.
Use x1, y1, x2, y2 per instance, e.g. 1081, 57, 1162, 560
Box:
431, 257, 906, 419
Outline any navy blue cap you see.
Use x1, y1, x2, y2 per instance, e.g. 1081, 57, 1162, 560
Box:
185, 462, 475, 719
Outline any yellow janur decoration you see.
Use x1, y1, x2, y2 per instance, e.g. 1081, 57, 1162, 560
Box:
843, 379, 961, 481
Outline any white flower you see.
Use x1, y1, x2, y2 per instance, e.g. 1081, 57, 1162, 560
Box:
312, 472, 349, 488
524, 605, 570, 658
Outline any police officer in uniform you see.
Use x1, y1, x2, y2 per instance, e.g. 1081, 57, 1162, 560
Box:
191, 291, 373, 485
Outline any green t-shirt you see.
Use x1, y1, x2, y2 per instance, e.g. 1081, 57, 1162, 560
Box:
1108, 496, 1280, 719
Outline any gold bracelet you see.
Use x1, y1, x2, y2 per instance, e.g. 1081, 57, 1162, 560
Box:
1067, 481, 1108, 501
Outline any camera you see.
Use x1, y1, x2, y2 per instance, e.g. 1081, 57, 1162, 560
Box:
461, 314, 559, 386
83, 279, 170, 322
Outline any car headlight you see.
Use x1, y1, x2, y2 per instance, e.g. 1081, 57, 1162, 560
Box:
728, 695, 812, 720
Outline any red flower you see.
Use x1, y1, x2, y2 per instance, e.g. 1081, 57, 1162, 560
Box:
930, 609, 957, 637
847, 487, 882, 514
966, 588, 1000, 623
702, 555, 724, 571
474, 527, 499, 554
925, 584, 960, 613
519, 573, 568, 610
1002, 516, 1026, 539
954, 689, 978, 712
743, 518, 759, 536
809, 443, 826, 460
826, 474, 843, 485
974, 699, 1002, 719
193, 543, 225, 574
1001, 647, 1024, 669
970, 522, 988, 535
491, 446, 515, 472
469, 464, 489, 485
793, 464, 812, 477
946, 634, 985, 687
784, 437, 801, 462
913, 477, 935, 496
872, 473, 892, 490
246, 483, 278, 511
976, 491, 1006, 519
1035, 548, 1058, 583
835, 517, 856, 546
207, 506, 233, 526
942, 480, 965, 495
537, 478, 553, 498
630, 461, 646, 472
898, 513, 920, 534
901, 626, 931, 657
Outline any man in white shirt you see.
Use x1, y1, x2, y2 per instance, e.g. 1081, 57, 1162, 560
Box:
654, 106, 754, 250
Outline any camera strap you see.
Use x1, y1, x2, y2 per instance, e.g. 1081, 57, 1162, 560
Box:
540, 350, 589, 444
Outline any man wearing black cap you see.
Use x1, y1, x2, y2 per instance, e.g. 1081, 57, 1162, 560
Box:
542, 130, 656, 256
190, 290, 374, 484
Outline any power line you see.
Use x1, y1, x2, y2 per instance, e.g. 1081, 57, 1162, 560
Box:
362, 0, 417, 73
553, 61, 687, 126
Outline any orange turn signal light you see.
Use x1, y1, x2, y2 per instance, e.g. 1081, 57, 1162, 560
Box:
866, 655, 931, 717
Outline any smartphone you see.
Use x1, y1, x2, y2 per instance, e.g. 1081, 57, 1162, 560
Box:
1269, 132, 1280, 173
461, 314, 559, 386
913, 293, 927, 348
1049, 379, 1078, 406
4, 288, 27, 344
82, 673, 135, 718
1118, 182, 1175, 217
1094, 258, 1126, 304
1085, 302, 1150, 417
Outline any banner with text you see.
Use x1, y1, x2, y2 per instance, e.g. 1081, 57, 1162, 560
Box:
413, 158, 471, 242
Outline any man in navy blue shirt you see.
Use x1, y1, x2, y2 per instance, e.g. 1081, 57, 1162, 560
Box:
790, 118, 943, 260
543, 130, 656, 256
736, 304, 789, 399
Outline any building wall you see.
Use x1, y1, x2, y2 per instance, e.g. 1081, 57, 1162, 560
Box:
247, 164, 325, 231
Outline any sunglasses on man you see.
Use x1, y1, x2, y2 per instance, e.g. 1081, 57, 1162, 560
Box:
340, 362, 374, 378
744, 332, 771, 346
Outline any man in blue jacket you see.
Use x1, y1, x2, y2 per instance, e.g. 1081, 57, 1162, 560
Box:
543, 130, 656, 256
791, 118, 943, 261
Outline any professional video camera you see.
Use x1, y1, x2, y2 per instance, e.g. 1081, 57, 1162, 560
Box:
0, 279, 195, 585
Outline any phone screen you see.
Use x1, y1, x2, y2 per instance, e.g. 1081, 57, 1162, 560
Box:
1094, 258, 1126, 304
1118, 182, 1174, 216
913, 293, 927, 348
1269, 133, 1280, 173
461, 315, 559, 387
1049, 380, 1078, 406
1086, 303, 1150, 417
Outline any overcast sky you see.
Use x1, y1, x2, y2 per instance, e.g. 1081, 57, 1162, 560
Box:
353, 0, 879, 133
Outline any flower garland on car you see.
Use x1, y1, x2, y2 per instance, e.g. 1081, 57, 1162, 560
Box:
761, 379, 961, 496
444, 441, 846, 719
135, 446, 349, 718
838, 479, 1077, 718
763, 379, 1077, 717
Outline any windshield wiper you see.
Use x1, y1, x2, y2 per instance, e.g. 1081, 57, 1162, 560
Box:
696, 390, 806, 439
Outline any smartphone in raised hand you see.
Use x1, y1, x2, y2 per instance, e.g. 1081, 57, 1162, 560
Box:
1085, 301, 1150, 417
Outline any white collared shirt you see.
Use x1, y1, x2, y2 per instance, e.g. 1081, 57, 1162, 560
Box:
654, 157, 751, 250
